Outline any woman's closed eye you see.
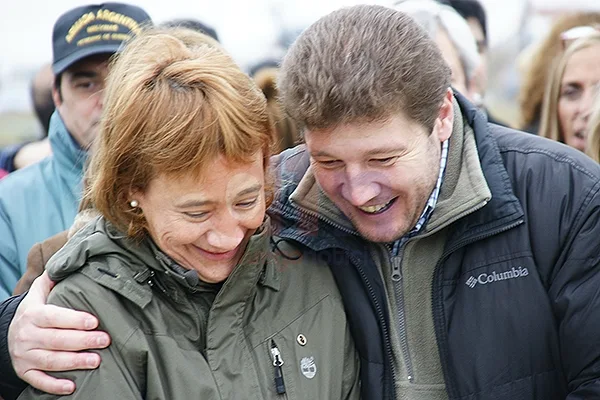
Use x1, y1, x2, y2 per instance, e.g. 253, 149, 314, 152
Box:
236, 198, 259, 209
184, 211, 208, 219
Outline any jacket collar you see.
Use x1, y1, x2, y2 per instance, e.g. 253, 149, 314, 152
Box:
422, 97, 491, 235
270, 92, 524, 249
446, 91, 524, 244
48, 111, 88, 182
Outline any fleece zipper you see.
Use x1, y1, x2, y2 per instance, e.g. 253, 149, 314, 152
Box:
391, 251, 414, 383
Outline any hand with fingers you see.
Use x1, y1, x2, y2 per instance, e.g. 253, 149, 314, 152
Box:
7, 272, 111, 395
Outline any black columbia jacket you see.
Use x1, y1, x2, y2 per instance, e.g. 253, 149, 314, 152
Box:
269, 93, 600, 399
2, 94, 600, 400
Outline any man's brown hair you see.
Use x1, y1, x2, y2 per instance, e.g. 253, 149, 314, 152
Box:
279, 4, 451, 132
88, 27, 273, 239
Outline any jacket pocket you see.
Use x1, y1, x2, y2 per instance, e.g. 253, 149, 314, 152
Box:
249, 294, 355, 400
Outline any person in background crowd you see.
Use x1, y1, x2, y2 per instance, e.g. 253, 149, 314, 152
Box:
15, 26, 359, 400
160, 18, 219, 42
250, 59, 300, 152
539, 33, 600, 152
11, 162, 99, 296
518, 12, 600, 134
0, 64, 54, 173
0, 3, 151, 300
30, 64, 56, 135
445, 0, 506, 126
587, 94, 600, 162
4, 5, 600, 400
392, 1, 481, 104
0, 169, 7, 180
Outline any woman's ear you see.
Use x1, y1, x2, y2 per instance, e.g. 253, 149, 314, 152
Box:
128, 189, 144, 208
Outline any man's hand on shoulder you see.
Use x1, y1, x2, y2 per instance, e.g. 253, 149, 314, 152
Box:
8, 272, 111, 395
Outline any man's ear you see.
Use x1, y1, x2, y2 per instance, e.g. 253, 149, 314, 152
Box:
436, 88, 454, 142
52, 85, 62, 108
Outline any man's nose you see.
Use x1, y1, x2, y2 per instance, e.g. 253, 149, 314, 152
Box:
340, 166, 381, 206
96, 84, 106, 109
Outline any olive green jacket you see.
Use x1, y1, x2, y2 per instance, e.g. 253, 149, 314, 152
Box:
18, 216, 360, 400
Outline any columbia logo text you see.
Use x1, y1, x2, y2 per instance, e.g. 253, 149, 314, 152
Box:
465, 266, 529, 289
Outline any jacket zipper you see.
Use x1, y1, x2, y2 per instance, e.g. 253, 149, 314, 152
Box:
348, 253, 397, 400
381, 199, 494, 386
431, 217, 524, 399
391, 251, 414, 382
270, 339, 287, 397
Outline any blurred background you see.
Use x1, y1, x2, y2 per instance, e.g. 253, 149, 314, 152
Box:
1, 0, 600, 146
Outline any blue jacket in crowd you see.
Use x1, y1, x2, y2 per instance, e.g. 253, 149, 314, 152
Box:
0, 112, 86, 300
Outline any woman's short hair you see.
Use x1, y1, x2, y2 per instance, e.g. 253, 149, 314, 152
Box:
539, 33, 600, 144
88, 27, 274, 239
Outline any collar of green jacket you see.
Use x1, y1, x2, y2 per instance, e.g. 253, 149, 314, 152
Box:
45, 216, 279, 308
287, 97, 492, 241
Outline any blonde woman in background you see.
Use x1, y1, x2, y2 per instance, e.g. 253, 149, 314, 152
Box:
539, 33, 600, 152
519, 12, 600, 134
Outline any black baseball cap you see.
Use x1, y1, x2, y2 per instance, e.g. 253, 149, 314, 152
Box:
52, 3, 152, 74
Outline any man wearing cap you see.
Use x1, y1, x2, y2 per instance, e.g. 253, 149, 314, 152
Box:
0, 3, 151, 300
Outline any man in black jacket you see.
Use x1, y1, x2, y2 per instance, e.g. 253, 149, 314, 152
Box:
2, 5, 600, 400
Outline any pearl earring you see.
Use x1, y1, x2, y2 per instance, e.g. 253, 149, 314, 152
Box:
130, 200, 139, 208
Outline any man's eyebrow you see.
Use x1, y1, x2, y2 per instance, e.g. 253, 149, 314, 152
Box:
310, 150, 335, 158
364, 146, 406, 157
70, 71, 98, 79
311, 147, 406, 158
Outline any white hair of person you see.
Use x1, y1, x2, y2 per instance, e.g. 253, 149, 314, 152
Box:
391, 0, 480, 82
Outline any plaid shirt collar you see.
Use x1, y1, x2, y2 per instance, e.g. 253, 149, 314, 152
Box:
391, 139, 449, 255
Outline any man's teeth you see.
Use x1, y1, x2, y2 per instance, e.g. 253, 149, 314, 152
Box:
359, 202, 390, 214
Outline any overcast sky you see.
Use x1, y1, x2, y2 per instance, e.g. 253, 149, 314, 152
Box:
0, 0, 379, 74
1, 0, 599, 115
0, 0, 531, 73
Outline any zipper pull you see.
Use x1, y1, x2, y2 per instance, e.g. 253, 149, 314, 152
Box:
270, 339, 286, 395
391, 256, 402, 282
